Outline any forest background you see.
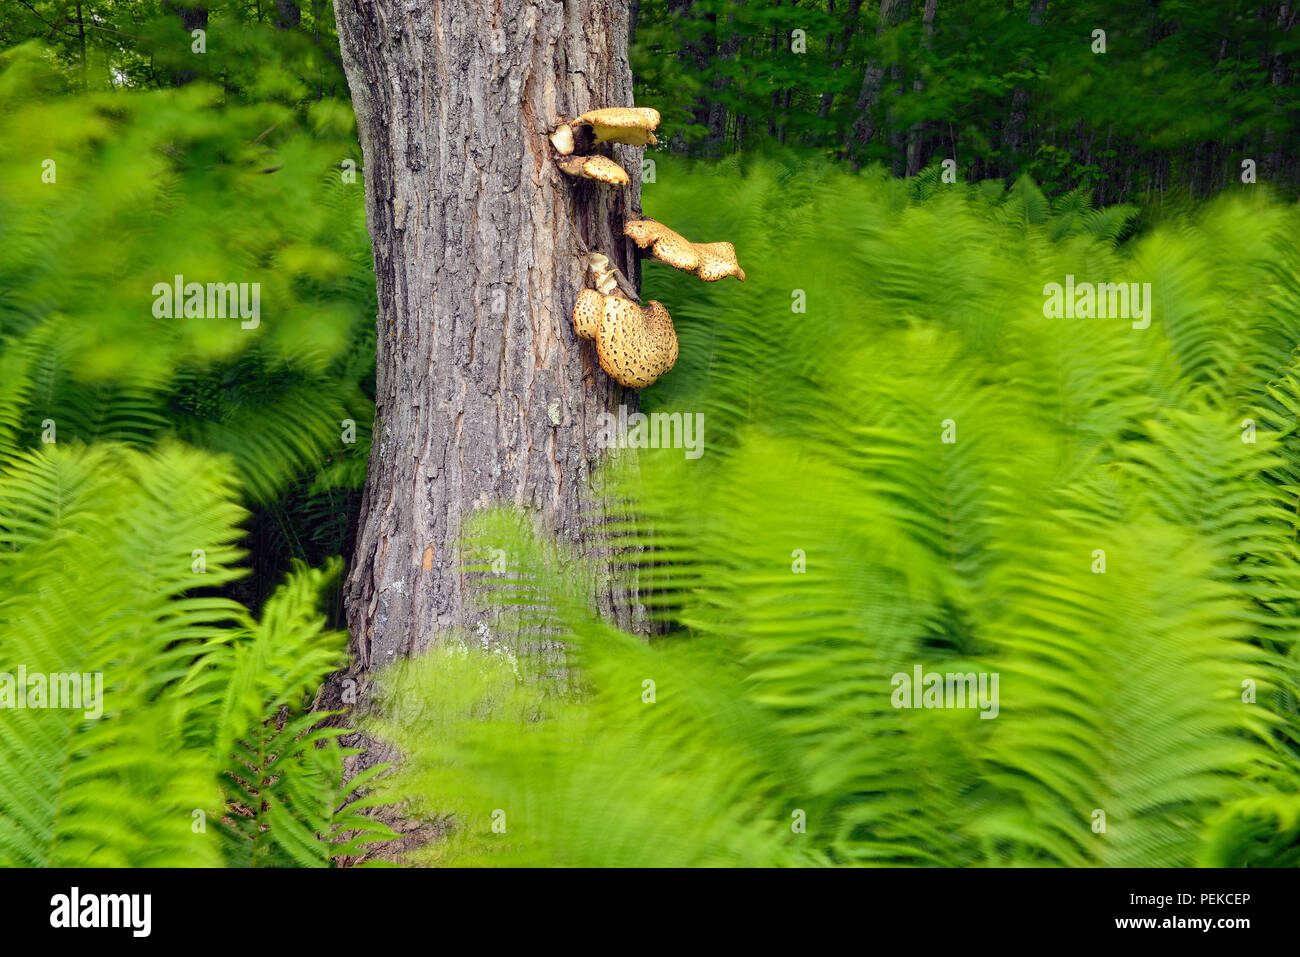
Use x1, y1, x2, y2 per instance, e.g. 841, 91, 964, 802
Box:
1, 0, 1299, 867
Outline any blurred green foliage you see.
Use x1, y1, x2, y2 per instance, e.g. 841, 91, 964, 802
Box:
371, 158, 1300, 866
0, 443, 393, 865
0, 2, 385, 865
0, 3, 376, 614
634, 0, 1300, 201
2, 1, 1298, 868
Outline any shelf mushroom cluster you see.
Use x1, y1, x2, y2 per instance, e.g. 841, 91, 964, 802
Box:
572, 289, 680, 389
551, 105, 746, 389
624, 219, 746, 283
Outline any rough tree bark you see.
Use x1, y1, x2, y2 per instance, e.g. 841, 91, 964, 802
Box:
321, 0, 646, 805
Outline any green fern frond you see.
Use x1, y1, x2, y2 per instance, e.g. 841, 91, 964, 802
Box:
364, 157, 1300, 868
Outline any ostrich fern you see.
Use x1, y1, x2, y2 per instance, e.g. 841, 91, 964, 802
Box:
0, 443, 391, 866
367, 158, 1300, 868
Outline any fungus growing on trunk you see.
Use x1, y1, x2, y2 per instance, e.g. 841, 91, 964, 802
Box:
584, 251, 619, 295
549, 123, 575, 155
555, 154, 629, 186
552, 107, 695, 389
624, 218, 746, 282
596, 295, 678, 388
571, 107, 660, 147
571, 289, 679, 389
693, 241, 746, 282
572, 288, 603, 340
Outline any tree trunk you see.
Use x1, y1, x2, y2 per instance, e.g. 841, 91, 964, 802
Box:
668, 0, 717, 154
885, 1, 912, 176
75, 2, 87, 90
706, 5, 742, 157
165, 3, 208, 86
843, 0, 910, 167
817, 0, 864, 127
323, 0, 646, 828
1264, 2, 1295, 182
274, 0, 302, 30
1003, 0, 1046, 175
768, 5, 782, 139
904, 0, 937, 176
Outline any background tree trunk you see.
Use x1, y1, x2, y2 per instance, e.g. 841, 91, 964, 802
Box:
1003, 0, 1046, 175
844, 0, 910, 166
817, 0, 864, 128
322, 0, 646, 819
165, 2, 208, 86
274, 0, 301, 31
668, 0, 717, 154
884, 0, 912, 175
1264, 2, 1296, 183
706, 5, 742, 156
904, 0, 937, 176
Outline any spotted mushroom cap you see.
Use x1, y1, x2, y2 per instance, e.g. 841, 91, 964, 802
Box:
595, 295, 678, 389
642, 300, 679, 372
694, 241, 747, 282
623, 219, 744, 282
573, 107, 660, 147
556, 154, 630, 186
622, 219, 698, 271
652, 231, 699, 272
572, 289, 603, 341
623, 218, 670, 249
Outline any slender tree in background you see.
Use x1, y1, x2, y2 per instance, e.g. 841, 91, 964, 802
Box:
1002, 0, 1046, 173
164, 1, 208, 85
707, 3, 743, 154
904, 0, 937, 176
275, 0, 302, 30
844, 0, 910, 165
817, 0, 865, 125
668, 0, 718, 152
322, 0, 645, 777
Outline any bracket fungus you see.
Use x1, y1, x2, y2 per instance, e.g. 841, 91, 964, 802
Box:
572, 290, 678, 389
624, 219, 746, 282
549, 123, 576, 156
572, 288, 604, 340
551, 107, 658, 184
555, 154, 630, 186
584, 251, 619, 296
570, 107, 660, 147
552, 106, 729, 392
